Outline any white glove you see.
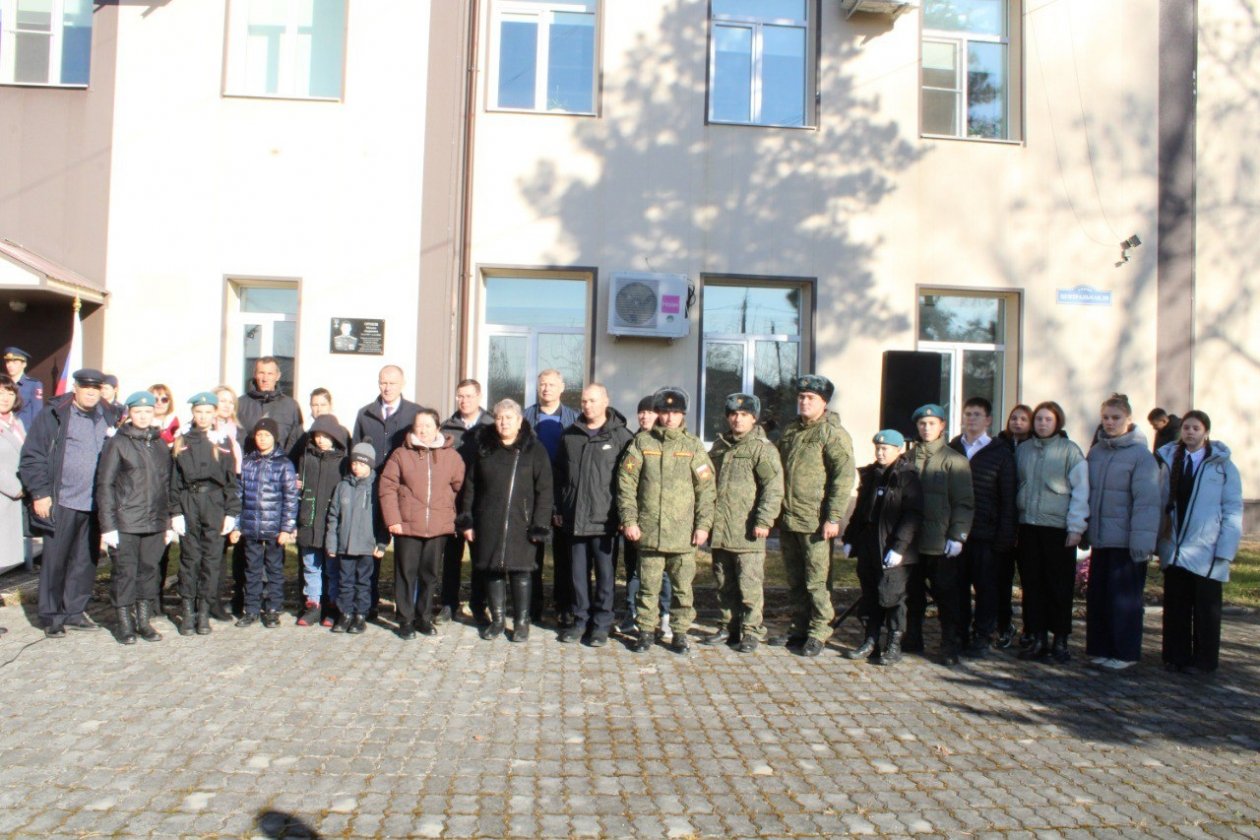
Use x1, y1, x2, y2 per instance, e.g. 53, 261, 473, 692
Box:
102, 530, 120, 549
221, 516, 236, 536
883, 550, 903, 569
171, 514, 186, 536
841, 543, 853, 558
1130, 549, 1151, 564
944, 539, 963, 558
164, 529, 176, 545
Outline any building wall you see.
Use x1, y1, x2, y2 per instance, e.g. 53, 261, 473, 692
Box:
466, 1, 1160, 448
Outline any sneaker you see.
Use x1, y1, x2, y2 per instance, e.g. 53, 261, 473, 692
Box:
1100, 659, 1135, 670
261, 611, 281, 629
995, 625, 1016, 649
297, 601, 320, 627
618, 615, 638, 635
235, 613, 259, 628
321, 616, 335, 628
434, 606, 453, 626
1090, 656, 1109, 665
657, 621, 674, 644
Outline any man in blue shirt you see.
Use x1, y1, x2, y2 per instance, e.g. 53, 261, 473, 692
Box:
523, 369, 579, 625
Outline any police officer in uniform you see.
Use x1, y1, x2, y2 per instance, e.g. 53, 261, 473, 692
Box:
171, 392, 241, 635
617, 387, 715, 654
770, 375, 855, 657
3, 347, 43, 431
703, 393, 783, 654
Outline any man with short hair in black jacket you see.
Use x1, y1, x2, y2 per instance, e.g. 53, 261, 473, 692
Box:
949, 397, 1017, 658
237, 356, 305, 459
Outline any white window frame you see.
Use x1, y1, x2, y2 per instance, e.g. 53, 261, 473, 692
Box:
0, 0, 90, 87
707, 0, 814, 128
487, 0, 598, 115
224, 279, 301, 396
921, 0, 1020, 141
223, 0, 347, 101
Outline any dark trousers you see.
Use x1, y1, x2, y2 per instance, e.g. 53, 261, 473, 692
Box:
995, 546, 1018, 632
230, 540, 247, 614
530, 531, 573, 619
855, 548, 908, 635
570, 534, 618, 633
394, 534, 448, 628
440, 534, 468, 611
1017, 525, 1077, 637
1162, 565, 1222, 671
178, 496, 226, 601
243, 539, 285, 614
1085, 547, 1148, 662
338, 555, 373, 617
957, 539, 998, 642
38, 505, 99, 629
111, 531, 165, 608
906, 553, 960, 650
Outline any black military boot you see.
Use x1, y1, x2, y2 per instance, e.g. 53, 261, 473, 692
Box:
845, 630, 881, 661
134, 601, 162, 642
877, 632, 903, 666
195, 600, 212, 635
116, 607, 137, 645
209, 598, 233, 622
179, 598, 197, 637
631, 630, 654, 653
481, 577, 506, 640
1019, 631, 1050, 661
1050, 633, 1071, 663
701, 627, 730, 646
510, 573, 531, 642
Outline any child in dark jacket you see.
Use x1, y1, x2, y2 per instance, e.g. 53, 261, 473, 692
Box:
296, 414, 349, 627
326, 443, 386, 634
231, 418, 299, 628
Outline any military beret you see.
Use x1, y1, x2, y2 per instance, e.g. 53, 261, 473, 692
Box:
873, 429, 906, 448
652, 387, 688, 413
794, 374, 834, 402
72, 368, 107, 387
252, 417, 280, 439
912, 403, 946, 423
2, 347, 30, 362
125, 391, 156, 408
724, 392, 761, 418
188, 391, 219, 408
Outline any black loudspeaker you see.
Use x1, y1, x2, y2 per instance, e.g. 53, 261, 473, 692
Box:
880, 351, 943, 438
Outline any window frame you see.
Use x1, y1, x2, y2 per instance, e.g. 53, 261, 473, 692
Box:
698, 274, 815, 444
486, 0, 601, 116
706, 0, 818, 129
222, 0, 349, 103
223, 277, 302, 397
0, 0, 92, 88
919, 0, 1023, 143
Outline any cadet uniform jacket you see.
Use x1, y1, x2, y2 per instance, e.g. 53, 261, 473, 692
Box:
708, 427, 784, 552
617, 424, 716, 554
842, 457, 924, 565
171, 427, 241, 519
777, 410, 855, 534
96, 423, 175, 534
912, 436, 975, 555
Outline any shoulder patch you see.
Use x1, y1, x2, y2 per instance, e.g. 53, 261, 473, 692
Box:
695, 463, 712, 480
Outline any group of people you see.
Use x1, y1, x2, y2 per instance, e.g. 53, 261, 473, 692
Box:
1, 350, 1243, 676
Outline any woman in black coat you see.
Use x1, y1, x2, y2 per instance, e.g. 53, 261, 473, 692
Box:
457, 399, 552, 642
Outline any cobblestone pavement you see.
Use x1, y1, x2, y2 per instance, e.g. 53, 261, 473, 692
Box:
0, 594, 1258, 840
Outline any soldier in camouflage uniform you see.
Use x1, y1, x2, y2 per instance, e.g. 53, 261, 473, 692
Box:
703, 393, 784, 653
770, 375, 855, 657
617, 387, 716, 654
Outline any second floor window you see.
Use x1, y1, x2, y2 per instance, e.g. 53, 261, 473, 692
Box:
708, 0, 811, 128
490, 0, 597, 114
0, 0, 92, 87
224, 0, 347, 100
921, 0, 1019, 140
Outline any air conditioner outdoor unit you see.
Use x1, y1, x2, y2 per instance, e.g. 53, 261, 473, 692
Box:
608, 272, 691, 339
841, 0, 918, 20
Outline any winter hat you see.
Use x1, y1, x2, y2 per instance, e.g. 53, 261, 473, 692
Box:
637, 395, 655, 413
350, 442, 376, 468
724, 393, 761, 418
652, 386, 688, 413
252, 417, 280, 440
794, 374, 834, 402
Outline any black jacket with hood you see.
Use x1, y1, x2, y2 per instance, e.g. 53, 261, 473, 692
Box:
296, 415, 349, 547
96, 422, 175, 535
842, 456, 924, 566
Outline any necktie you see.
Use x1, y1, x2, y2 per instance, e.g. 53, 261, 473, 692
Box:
383, 404, 393, 421
1184, 454, 1194, 481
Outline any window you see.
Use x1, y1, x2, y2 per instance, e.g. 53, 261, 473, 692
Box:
490, 0, 597, 114
921, 0, 1019, 140
701, 280, 808, 442
708, 0, 811, 127
224, 0, 346, 100
0, 0, 92, 86
917, 291, 1019, 433
482, 272, 590, 410
229, 283, 299, 395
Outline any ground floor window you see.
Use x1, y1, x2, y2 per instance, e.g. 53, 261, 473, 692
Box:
700, 277, 810, 442
917, 290, 1020, 434
227, 281, 299, 395
481, 270, 591, 411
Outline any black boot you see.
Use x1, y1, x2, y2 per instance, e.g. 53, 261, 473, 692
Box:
179, 598, 196, 637
845, 632, 881, 660
701, 627, 730, 646
135, 601, 162, 642
209, 599, 233, 621
481, 577, 506, 640
116, 607, 137, 645
195, 600, 212, 635
1050, 633, 1071, 663
510, 573, 531, 642
877, 632, 903, 666
1019, 631, 1049, 661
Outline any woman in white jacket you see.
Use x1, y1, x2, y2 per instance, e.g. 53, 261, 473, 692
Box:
1157, 410, 1242, 675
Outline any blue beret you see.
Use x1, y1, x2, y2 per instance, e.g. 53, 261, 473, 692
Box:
125, 391, 156, 408
794, 374, 834, 402
724, 393, 761, 418
912, 403, 946, 423
873, 429, 906, 448
188, 391, 219, 407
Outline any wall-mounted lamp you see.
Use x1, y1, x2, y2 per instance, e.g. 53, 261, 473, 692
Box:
7, 300, 27, 313
1116, 234, 1142, 267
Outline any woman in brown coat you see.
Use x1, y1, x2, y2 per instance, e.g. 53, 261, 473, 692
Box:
379, 408, 465, 639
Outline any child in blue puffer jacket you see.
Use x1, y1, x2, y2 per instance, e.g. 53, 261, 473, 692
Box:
231, 417, 299, 628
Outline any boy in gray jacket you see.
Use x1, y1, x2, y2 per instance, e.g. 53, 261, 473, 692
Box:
326, 443, 387, 634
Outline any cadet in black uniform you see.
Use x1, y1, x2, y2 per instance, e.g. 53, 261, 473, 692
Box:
171, 392, 241, 635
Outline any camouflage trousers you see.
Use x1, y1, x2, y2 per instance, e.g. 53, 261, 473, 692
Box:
781, 530, 835, 641
635, 550, 696, 636
712, 549, 766, 640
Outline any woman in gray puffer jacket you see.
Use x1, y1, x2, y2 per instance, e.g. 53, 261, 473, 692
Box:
1084, 394, 1161, 670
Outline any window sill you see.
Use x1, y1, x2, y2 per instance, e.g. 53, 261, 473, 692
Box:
0, 82, 89, 90
485, 106, 598, 118
707, 119, 817, 131
222, 92, 343, 104
920, 132, 1024, 147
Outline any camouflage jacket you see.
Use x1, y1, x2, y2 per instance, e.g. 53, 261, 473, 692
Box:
617, 424, 716, 553
911, 435, 975, 554
777, 410, 855, 534
709, 427, 784, 553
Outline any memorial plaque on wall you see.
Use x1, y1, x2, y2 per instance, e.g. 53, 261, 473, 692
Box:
329, 318, 385, 355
